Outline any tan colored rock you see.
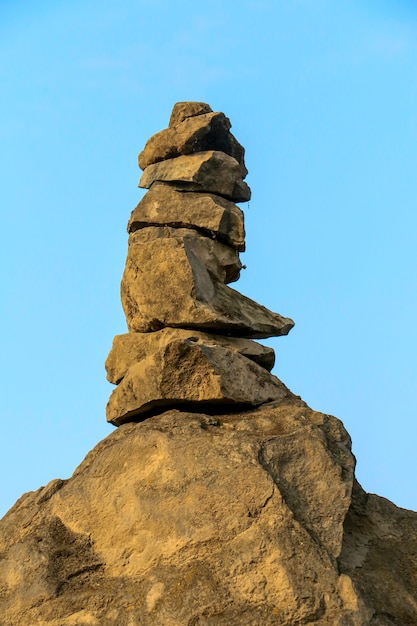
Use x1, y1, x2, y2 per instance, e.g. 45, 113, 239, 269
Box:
169, 101, 212, 126
106, 340, 288, 425
105, 328, 276, 384
128, 182, 246, 251
2, 401, 415, 624
339, 479, 417, 623
138, 111, 247, 177
139, 150, 251, 203
128, 225, 242, 284
121, 229, 294, 337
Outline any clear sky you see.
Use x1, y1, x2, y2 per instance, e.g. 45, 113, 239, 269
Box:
1, 0, 416, 518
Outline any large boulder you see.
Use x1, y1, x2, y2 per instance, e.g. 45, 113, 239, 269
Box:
106, 340, 288, 425
2, 401, 416, 624
128, 182, 246, 251
139, 151, 251, 203
121, 227, 294, 336
105, 328, 276, 384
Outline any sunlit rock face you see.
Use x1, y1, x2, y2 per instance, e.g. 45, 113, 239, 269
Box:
1, 401, 417, 624
107, 101, 294, 425
2, 104, 416, 625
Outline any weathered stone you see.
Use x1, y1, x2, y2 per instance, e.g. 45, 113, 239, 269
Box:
128, 226, 242, 284
121, 229, 294, 337
339, 479, 417, 623
106, 340, 288, 425
105, 328, 276, 384
2, 402, 415, 624
139, 151, 251, 203
169, 101, 212, 126
138, 112, 247, 177
128, 182, 246, 251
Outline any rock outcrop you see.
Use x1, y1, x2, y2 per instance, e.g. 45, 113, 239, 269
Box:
1, 401, 417, 625
1, 103, 416, 625
106, 101, 294, 426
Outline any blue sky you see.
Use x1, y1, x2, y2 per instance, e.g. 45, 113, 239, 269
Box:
1, 0, 416, 517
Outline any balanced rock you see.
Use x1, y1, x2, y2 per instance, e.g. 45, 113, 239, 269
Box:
106, 340, 288, 425
138, 111, 247, 177
126, 225, 242, 284
121, 226, 293, 336
107, 101, 294, 426
139, 150, 251, 203
169, 100, 212, 126
105, 328, 276, 385
128, 182, 246, 251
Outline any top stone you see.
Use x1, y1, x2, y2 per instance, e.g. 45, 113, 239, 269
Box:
169, 101, 213, 127
138, 111, 247, 177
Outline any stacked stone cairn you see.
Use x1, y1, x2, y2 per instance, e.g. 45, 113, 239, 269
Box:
105, 102, 295, 426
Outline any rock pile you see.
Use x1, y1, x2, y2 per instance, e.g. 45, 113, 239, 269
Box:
2, 103, 417, 626
105, 102, 294, 426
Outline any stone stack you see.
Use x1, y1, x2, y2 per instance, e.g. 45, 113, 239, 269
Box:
105, 102, 294, 426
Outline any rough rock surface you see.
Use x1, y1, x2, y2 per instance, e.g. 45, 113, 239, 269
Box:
139, 151, 251, 202
106, 340, 287, 425
1, 399, 416, 625
169, 101, 213, 126
4, 102, 414, 623
108, 100, 293, 424
138, 111, 247, 176
121, 227, 294, 336
128, 183, 246, 251
127, 226, 243, 284
105, 328, 276, 384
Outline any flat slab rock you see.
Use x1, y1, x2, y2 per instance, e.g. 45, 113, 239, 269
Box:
105, 328, 276, 385
138, 111, 247, 177
2, 401, 416, 624
121, 227, 294, 337
106, 339, 287, 425
128, 182, 246, 251
139, 150, 251, 203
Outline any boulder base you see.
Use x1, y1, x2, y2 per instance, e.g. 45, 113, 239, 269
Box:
1, 401, 416, 624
